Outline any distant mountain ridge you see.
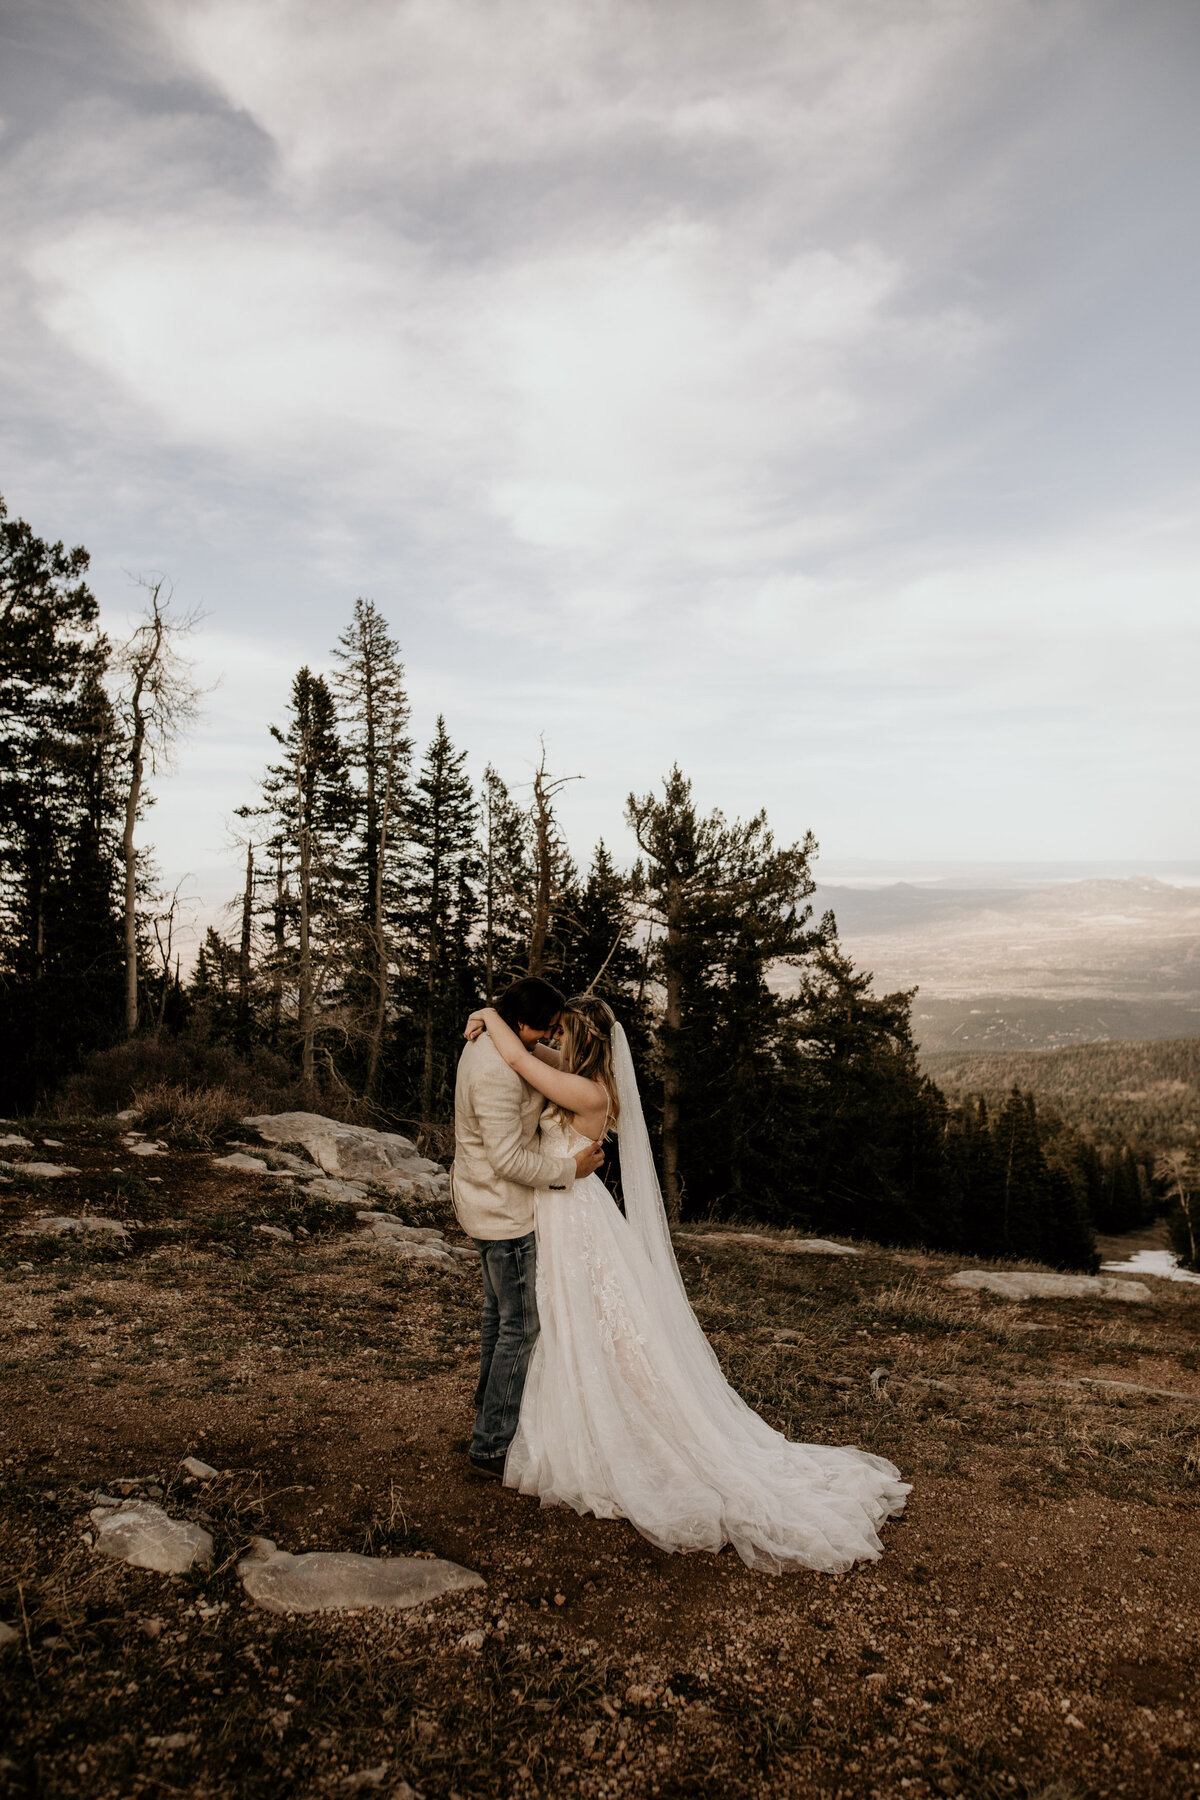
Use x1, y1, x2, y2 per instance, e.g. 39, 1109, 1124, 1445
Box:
794, 875, 1200, 1051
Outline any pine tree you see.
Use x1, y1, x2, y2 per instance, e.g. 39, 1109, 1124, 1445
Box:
332, 599, 412, 1094
403, 717, 480, 1123
945, 1096, 1006, 1256
0, 496, 124, 1103
479, 764, 531, 1000
259, 668, 352, 1094
994, 1089, 1049, 1262
556, 842, 638, 993
627, 767, 818, 1222
779, 936, 925, 1242
1040, 1162, 1098, 1272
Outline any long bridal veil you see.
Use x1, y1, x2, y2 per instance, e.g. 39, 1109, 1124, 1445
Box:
606, 1022, 909, 1572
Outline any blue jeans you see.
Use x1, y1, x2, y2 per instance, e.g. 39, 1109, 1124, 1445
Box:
471, 1231, 540, 1461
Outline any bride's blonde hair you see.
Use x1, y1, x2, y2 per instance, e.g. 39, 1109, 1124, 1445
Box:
556, 993, 621, 1133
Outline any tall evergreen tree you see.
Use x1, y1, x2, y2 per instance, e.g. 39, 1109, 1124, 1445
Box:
0, 496, 124, 1104
627, 767, 819, 1222
479, 764, 531, 1000
403, 717, 480, 1122
777, 936, 926, 1241
994, 1088, 1049, 1262
332, 598, 413, 1096
259, 668, 351, 1093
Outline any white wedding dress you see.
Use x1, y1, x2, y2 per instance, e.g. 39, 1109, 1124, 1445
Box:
504, 1029, 910, 1573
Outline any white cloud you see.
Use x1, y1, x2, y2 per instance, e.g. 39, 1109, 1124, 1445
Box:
2, 0, 1197, 874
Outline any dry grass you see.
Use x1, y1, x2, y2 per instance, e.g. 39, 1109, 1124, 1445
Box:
2, 1129, 1200, 1798
131, 1081, 253, 1148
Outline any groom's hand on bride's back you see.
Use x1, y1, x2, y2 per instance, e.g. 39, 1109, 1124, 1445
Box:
574, 1139, 604, 1178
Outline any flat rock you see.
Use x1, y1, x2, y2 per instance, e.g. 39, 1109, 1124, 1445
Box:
0, 1134, 33, 1148
255, 1223, 294, 1242
945, 1269, 1153, 1303
128, 1141, 167, 1157
675, 1230, 861, 1257
351, 1229, 459, 1268
115, 1109, 141, 1122
89, 1500, 213, 1574
236, 1537, 483, 1614
181, 1456, 219, 1479
24, 1214, 129, 1239
354, 1212, 444, 1244
0, 1621, 18, 1648
304, 1177, 371, 1204
2, 1161, 82, 1180
243, 1112, 437, 1185
212, 1152, 269, 1174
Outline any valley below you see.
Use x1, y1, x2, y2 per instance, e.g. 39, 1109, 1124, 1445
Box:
799, 876, 1200, 1054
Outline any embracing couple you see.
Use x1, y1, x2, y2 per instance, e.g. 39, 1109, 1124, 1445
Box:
451, 976, 909, 1573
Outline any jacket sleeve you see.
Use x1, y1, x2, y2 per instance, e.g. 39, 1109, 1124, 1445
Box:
473, 1060, 578, 1192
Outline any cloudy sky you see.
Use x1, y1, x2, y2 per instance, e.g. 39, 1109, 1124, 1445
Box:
2, 0, 1198, 904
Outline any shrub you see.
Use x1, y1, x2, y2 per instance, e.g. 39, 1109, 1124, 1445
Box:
55, 1026, 360, 1124
131, 1082, 249, 1148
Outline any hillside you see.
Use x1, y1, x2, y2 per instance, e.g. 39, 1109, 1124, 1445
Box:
3, 1112, 1200, 1797
921, 1035, 1200, 1145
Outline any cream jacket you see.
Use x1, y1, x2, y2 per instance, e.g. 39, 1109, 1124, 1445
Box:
451, 1034, 577, 1240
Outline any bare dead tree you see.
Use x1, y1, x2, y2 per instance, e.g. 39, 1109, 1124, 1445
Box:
114, 578, 203, 1034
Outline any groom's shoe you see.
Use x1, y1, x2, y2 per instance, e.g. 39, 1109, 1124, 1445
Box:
467, 1452, 507, 1481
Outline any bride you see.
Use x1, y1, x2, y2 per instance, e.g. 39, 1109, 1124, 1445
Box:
463, 993, 909, 1573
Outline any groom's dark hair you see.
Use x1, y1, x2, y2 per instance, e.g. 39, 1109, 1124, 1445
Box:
496, 976, 566, 1032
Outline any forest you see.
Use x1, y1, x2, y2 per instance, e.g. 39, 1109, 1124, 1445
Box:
923, 1038, 1200, 1148
2, 492, 1191, 1270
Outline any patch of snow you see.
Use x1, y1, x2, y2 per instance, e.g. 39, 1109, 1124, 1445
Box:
1100, 1248, 1200, 1286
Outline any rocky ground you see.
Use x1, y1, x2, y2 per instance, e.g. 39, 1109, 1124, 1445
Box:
2, 1113, 1199, 1800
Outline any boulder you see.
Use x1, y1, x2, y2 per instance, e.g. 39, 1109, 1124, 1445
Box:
945, 1270, 1153, 1304
243, 1112, 437, 1188
89, 1500, 213, 1574
23, 1214, 129, 1240
236, 1537, 484, 1614
212, 1152, 269, 1174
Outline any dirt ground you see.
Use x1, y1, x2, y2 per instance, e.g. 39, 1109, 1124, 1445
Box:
2, 1116, 1199, 1800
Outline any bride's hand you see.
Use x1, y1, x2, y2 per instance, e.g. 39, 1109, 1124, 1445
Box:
464, 1009, 488, 1041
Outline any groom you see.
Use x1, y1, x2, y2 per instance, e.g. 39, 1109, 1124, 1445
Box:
452, 976, 604, 1480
